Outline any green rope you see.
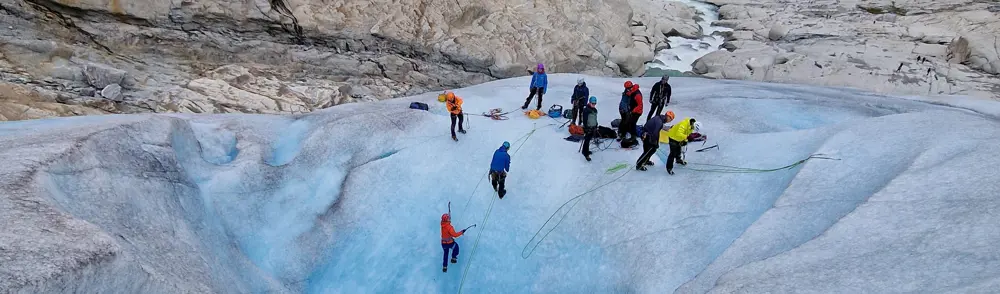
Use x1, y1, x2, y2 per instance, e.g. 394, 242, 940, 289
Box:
655, 149, 841, 173
457, 122, 550, 294
520, 162, 633, 259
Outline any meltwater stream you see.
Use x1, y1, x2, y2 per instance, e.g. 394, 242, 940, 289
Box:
648, 0, 732, 73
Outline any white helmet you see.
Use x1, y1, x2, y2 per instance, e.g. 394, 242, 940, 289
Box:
693, 121, 703, 132
577, 78, 585, 85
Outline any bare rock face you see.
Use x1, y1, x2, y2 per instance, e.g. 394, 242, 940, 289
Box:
0, 82, 108, 121
0, 0, 699, 120
696, 0, 1000, 101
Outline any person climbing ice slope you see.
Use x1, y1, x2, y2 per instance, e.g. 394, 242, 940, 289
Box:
440, 213, 467, 273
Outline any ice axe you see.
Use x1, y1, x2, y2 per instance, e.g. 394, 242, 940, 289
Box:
462, 224, 476, 232
696, 144, 718, 152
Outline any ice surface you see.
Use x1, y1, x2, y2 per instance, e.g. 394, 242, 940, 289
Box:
1, 75, 999, 293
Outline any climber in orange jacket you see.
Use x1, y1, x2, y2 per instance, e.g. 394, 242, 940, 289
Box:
441, 213, 468, 272
445, 91, 466, 141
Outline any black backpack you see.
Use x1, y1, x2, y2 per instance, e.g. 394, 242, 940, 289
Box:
409, 102, 429, 111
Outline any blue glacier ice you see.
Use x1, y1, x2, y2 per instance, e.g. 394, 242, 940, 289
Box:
0, 75, 998, 293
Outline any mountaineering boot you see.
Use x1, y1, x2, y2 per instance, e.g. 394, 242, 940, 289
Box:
521, 103, 529, 110
585, 155, 591, 161
677, 159, 687, 165
499, 189, 506, 199
452, 135, 458, 141
645, 161, 654, 166
443, 266, 448, 272
451, 257, 458, 264
637, 165, 648, 171
459, 129, 467, 134
667, 169, 674, 175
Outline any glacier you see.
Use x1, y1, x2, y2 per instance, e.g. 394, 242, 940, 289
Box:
1, 75, 999, 293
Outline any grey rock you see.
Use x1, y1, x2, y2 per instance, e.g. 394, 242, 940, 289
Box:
100, 84, 123, 101
80, 87, 97, 97
84, 63, 126, 89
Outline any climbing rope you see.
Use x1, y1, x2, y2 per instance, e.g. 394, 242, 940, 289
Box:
520, 162, 633, 259
457, 123, 551, 294
655, 148, 841, 173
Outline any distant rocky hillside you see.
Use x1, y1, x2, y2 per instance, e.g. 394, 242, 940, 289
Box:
693, 0, 1000, 100
0, 0, 701, 121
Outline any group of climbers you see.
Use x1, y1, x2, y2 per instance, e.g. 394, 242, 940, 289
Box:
433, 65, 702, 273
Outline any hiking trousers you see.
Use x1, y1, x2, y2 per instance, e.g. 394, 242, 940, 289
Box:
523, 87, 544, 110
636, 137, 658, 168
581, 128, 596, 157
442, 242, 459, 267
667, 139, 684, 172
490, 170, 507, 194
647, 102, 664, 121
450, 113, 465, 136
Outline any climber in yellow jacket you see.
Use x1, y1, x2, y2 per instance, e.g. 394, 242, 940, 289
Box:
665, 117, 697, 175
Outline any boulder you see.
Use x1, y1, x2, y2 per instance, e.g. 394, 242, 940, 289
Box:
83, 63, 126, 89
100, 84, 123, 101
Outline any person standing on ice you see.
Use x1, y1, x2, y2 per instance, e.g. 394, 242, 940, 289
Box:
490, 141, 511, 199
581, 96, 599, 161
618, 82, 643, 144
647, 75, 672, 121
665, 117, 698, 175
618, 81, 635, 141
445, 91, 466, 141
570, 78, 589, 125
440, 213, 467, 273
636, 111, 674, 171
521, 64, 548, 110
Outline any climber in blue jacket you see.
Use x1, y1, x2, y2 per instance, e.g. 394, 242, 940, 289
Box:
489, 141, 511, 199
521, 63, 548, 110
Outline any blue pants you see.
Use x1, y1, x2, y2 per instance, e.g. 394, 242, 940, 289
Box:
442, 242, 460, 267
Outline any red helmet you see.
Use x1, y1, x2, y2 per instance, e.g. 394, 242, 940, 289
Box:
624, 81, 633, 89
441, 213, 450, 222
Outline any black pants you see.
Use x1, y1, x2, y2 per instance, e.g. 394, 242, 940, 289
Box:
571, 99, 585, 125
523, 87, 544, 109
581, 128, 595, 157
667, 139, 683, 171
647, 102, 664, 121
636, 138, 658, 168
619, 112, 638, 140
450, 113, 464, 136
490, 170, 507, 193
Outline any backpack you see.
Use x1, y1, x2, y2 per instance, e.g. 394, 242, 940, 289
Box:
636, 124, 645, 139
568, 124, 584, 136
621, 137, 638, 148
619, 92, 631, 113
562, 109, 573, 119
584, 109, 598, 128
409, 102, 429, 111
611, 118, 622, 128
548, 105, 563, 118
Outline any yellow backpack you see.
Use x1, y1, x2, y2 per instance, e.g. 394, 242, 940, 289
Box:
526, 110, 543, 119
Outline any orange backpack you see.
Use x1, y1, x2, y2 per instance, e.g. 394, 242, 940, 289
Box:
568, 124, 584, 136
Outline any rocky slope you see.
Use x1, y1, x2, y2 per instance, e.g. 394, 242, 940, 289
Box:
691, 0, 1000, 101
0, 0, 702, 121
